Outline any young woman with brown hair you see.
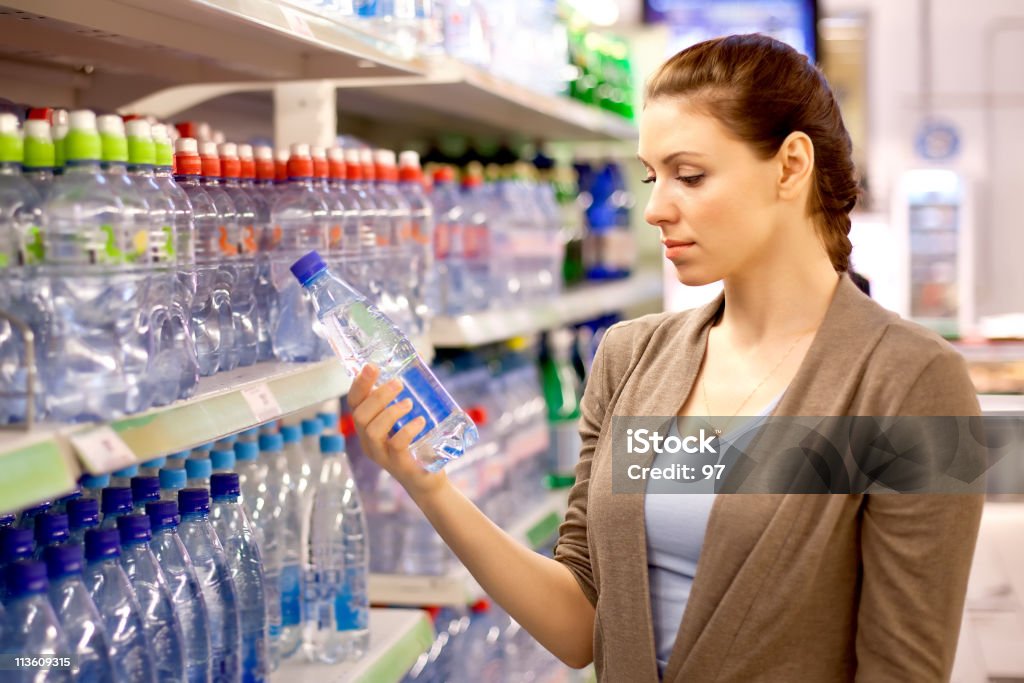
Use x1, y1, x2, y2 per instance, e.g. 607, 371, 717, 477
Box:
348, 34, 982, 682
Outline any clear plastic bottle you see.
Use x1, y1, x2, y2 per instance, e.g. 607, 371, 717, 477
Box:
219, 143, 259, 368
44, 544, 115, 682
291, 250, 478, 470
23, 118, 55, 200
343, 148, 391, 319
304, 433, 369, 663
1, 560, 73, 682
32, 512, 70, 560
248, 145, 277, 363
430, 166, 468, 315
177, 488, 242, 683
374, 149, 417, 334
326, 148, 363, 293
117, 514, 187, 683
82, 528, 156, 683
397, 150, 436, 334
147, 500, 212, 683
100, 487, 134, 529
159, 467, 188, 502
278, 422, 313, 660
210, 473, 269, 683
253, 432, 284, 669
460, 168, 493, 311
67, 498, 100, 545
131, 475, 161, 512
111, 463, 139, 488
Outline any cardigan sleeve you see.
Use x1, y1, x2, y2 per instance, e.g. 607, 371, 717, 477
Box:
854, 349, 984, 682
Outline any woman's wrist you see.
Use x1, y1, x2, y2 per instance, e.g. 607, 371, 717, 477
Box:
401, 468, 452, 509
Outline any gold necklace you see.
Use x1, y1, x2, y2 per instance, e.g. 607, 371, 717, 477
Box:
701, 331, 811, 437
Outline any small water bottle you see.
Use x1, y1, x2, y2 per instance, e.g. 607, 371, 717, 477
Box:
186, 456, 213, 489
17, 501, 52, 530
140, 456, 168, 478
211, 448, 236, 473
159, 467, 188, 502
290, 251, 478, 471
0, 514, 15, 528
32, 512, 70, 560
130, 476, 161, 512
66, 498, 100, 545
1, 560, 73, 682
52, 490, 81, 515
79, 474, 110, 500
0, 528, 35, 600
100, 487, 134, 528
111, 464, 139, 488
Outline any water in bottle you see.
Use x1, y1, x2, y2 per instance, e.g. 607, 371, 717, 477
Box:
343, 147, 391, 318
118, 514, 187, 683
250, 145, 277, 363
1, 560, 72, 682
67, 498, 100, 545
460, 168, 493, 311
278, 421, 315, 660
82, 528, 155, 683
252, 433, 283, 668
290, 250, 478, 470
44, 544, 115, 682
397, 150, 435, 333
325, 147, 363, 292
131, 476, 161, 512
147, 500, 212, 683
159, 467, 188, 502
430, 166, 468, 315
218, 142, 259, 367
100, 487, 134, 529
375, 149, 418, 334
32, 512, 70, 559
210, 473, 269, 682
177, 488, 242, 683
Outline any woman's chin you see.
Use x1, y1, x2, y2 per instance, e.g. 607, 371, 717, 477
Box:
671, 264, 719, 288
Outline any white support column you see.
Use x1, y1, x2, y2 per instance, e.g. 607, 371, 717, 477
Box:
274, 81, 337, 150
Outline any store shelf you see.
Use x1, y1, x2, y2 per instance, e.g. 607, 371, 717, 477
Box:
429, 271, 663, 348
276, 608, 434, 683
369, 489, 569, 607
980, 394, 1024, 415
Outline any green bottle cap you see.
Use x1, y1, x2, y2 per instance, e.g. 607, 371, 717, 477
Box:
23, 120, 55, 169
0, 113, 22, 164
53, 127, 67, 169
64, 111, 102, 162
127, 135, 156, 166
100, 132, 129, 164
155, 140, 173, 167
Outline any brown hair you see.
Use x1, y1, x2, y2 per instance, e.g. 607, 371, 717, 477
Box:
645, 34, 858, 272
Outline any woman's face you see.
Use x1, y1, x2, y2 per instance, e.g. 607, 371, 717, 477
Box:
638, 97, 784, 287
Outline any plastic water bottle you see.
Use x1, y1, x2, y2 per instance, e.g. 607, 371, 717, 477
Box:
218, 143, 259, 367
131, 475, 161, 512
147, 500, 212, 683
430, 167, 468, 315
100, 487, 134, 529
290, 251, 478, 470
23, 118, 56, 199
67, 497, 100, 545
32, 512, 70, 559
211, 448, 236, 473
118, 514, 187, 683
250, 145, 277, 363
210, 474, 269, 682
140, 456, 168, 477
1, 560, 72, 682
305, 433, 369, 663
52, 490, 82, 515
18, 501, 52, 530
159, 467, 188, 502
325, 147, 363, 289
278, 421, 315, 661
82, 528, 156, 683
460, 169, 493, 311
343, 147, 391, 317
44, 544, 115, 682
1, 527, 35, 572
79, 474, 110, 501
186, 456, 214, 489
253, 433, 284, 669
177, 488, 242, 683
397, 151, 435, 332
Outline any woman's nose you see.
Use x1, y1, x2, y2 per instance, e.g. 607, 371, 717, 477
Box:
643, 181, 679, 228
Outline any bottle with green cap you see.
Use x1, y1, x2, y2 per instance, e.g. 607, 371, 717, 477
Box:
51, 109, 68, 175
22, 118, 55, 199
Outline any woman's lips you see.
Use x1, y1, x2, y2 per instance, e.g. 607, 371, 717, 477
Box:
663, 239, 696, 259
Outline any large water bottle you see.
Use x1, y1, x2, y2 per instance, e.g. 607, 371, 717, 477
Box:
159, 467, 188, 503
343, 148, 391, 317
375, 149, 418, 333
67, 498, 100, 545
131, 475, 161, 512
290, 250, 478, 470
100, 487, 134, 529
430, 167, 468, 315
32, 512, 70, 560
44, 544, 115, 682
147, 500, 213, 683
210, 473, 269, 683
278, 422, 314, 660
82, 528, 156, 683
218, 143, 259, 368
397, 151, 435, 333
244, 144, 276, 363
177, 488, 242, 683
252, 433, 283, 669
118, 514, 187, 683
325, 147, 363, 290
304, 433, 369, 663
1, 560, 72, 682
460, 169, 493, 311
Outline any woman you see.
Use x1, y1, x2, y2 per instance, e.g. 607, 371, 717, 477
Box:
350, 34, 983, 682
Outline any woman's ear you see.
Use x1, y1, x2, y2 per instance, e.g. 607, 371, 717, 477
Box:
776, 131, 815, 201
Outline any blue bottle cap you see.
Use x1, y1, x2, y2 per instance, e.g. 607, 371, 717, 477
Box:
5, 560, 48, 597
0, 527, 34, 564
210, 473, 240, 500
0, 514, 15, 527
320, 433, 345, 454
130, 476, 160, 505
178, 488, 210, 515
44, 543, 84, 580
234, 441, 259, 462
112, 464, 139, 479
211, 449, 236, 471
101, 487, 133, 516
167, 450, 190, 461
79, 473, 111, 489
258, 432, 283, 452
146, 501, 180, 531
117, 514, 152, 544
84, 528, 121, 562
214, 435, 238, 449
280, 425, 302, 444
301, 418, 323, 437
185, 458, 212, 481
192, 442, 214, 453
34, 513, 70, 547
159, 467, 187, 491
290, 250, 327, 286
142, 456, 167, 469
318, 412, 338, 432
56, 490, 82, 507
21, 501, 53, 518
67, 498, 100, 531
239, 427, 260, 439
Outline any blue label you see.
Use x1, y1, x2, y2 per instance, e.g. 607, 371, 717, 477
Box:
242, 631, 267, 683
334, 571, 369, 632
389, 362, 454, 440
354, 0, 377, 17
280, 564, 302, 627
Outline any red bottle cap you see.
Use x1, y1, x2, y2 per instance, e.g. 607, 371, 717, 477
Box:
174, 137, 201, 175
466, 406, 488, 426
287, 143, 313, 178
27, 107, 52, 122
433, 166, 455, 183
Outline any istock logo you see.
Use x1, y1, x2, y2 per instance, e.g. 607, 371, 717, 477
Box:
625, 428, 718, 455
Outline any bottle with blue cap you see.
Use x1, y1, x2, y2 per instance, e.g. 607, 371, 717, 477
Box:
159, 467, 188, 502
165, 450, 190, 469
177, 488, 241, 682
53, 489, 82, 514
140, 456, 168, 478
100, 487, 134, 528
305, 433, 370, 663
278, 421, 317, 661
81, 528, 154, 683
147, 500, 212, 683
211, 473, 269, 680
67, 498, 100, 545
213, 433, 238, 451
237, 427, 260, 443
79, 473, 110, 500
131, 476, 161, 512
1, 560, 72, 680
290, 249, 478, 471
118, 514, 187, 683
0, 514, 14, 528
44, 544, 115, 682
111, 463, 140, 488
211, 448, 236, 473
248, 433, 282, 667
185, 456, 213, 489
0, 527, 35, 600
18, 500, 53, 530
33, 512, 70, 559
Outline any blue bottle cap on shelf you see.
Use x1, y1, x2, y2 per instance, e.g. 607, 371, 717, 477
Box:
159, 467, 187, 491
101, 487, 133, 516
185, 458, 212, 481
0, 514, 14, 527
290, 250, 327, 286
320, 434, 345, 454
56, 490, 82, 507
0, 527, 34, 564
234, 441, 259, 462
167, 450, 190, 461
193, 442, 215, 453
146, 501, 180, 531
214, 435, 238, 449
5, 560, 48, 597
84, 528, 121, 562
280, 425, 302, 444
131, 476, 160, 505
117, 514, 152, 544
210, 449, 236, 471
301, 418, 323, 437
34, 513, 70, 547
67, 498, 99, 531
112, 464, 139, 479
178, 488, 210, 515
318, 412, 338, 432
21, 501, 53, 518
239, 427, 260, 440
79, 473, 111, 489
210, 473, 240, 500
44, 543, 84, 580
258, 433, 283, 452
142, 456, 167, 469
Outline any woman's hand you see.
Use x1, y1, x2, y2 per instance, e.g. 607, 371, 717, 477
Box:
347, 364, 447, 499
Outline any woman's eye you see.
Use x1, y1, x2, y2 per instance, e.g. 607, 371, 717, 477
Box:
641, 176, 655, 184
677, 174, 705, 186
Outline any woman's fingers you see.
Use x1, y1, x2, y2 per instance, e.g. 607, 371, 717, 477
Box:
347, 365, 380, 409
388, 415, 427, 453
364, 397, 414, 445
352, 378, 404, 432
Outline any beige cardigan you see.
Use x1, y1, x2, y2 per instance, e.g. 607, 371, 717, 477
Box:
554, 275, 984, 682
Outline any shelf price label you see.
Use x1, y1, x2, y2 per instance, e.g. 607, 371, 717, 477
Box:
70, 426, 137, 473
241, 383, 283, 424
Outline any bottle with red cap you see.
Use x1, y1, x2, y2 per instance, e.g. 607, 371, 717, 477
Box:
267, 143, 329, 362
460, 163, 493, 313
430, 165, 469, 315
342, 148, 391, 316
373, 149, 419, 335
248, 144, 278, 362
326, 147, 364, 286
397, 150, 436, 330
218, 142, 259, 367
360, 148, 408, 333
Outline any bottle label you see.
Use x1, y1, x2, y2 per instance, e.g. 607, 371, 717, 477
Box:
129, 229, 150, 263
218, 226, 239, 256
22, 225, 44, 265
98, 224, 126, 264
434, 223, 451, 259
389, 363, 454, 438
334, 570, 369, 632
162, 225, 176, 259
280, 564, 302, 627
240, 224, 258, 254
